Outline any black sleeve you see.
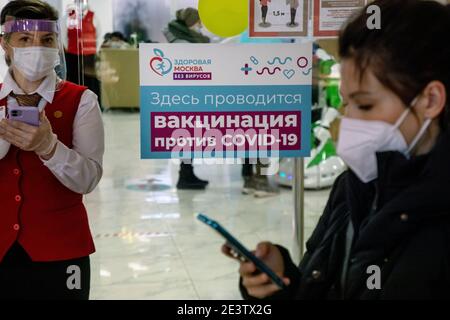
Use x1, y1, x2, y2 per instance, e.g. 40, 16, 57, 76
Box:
239, 172, 349, 300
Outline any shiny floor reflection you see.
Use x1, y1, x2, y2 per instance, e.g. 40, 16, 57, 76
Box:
86, 111, 331, 300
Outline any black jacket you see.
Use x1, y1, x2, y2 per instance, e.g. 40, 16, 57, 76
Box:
242, 129, 450, 300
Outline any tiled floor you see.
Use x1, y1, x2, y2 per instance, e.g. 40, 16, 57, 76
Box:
86, 111, 331, 300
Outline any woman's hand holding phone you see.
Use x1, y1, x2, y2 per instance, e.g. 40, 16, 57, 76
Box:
0, 111, 57, 159
0, 106, 10, 160
222, 241, 290, 299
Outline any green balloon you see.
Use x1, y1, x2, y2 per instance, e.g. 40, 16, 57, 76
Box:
198, 0, 248, 38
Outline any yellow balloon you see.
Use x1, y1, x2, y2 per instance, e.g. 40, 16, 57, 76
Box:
198, 0, 248, 38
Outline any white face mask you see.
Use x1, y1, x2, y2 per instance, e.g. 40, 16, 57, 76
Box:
191, 25, 202, 33
109, 41, 124, 48
337, 97, 432, 183
12, 46, 60, 82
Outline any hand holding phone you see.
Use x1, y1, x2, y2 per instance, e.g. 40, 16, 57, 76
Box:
1, 108, 57, 158
0, 106, 11, 159
7, 106, 40, 127
197, 214, 290, 295
224, 241, 291, 299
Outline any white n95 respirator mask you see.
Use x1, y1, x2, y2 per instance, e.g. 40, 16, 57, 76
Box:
337, 97, 432, 183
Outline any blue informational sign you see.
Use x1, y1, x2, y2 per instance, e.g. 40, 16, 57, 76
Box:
139, 43, 312, 160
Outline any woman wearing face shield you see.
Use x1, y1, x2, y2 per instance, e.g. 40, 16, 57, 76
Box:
223, 0, 450, 299
0, 0, 104, 300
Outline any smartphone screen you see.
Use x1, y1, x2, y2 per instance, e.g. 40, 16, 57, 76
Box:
197, 213, 288, 290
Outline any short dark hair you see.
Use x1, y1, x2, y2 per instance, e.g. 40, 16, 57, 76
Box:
103, 33, 112, 41
339, 0, 450, 129
1, 0, 59, 24
111, 31, 127, 42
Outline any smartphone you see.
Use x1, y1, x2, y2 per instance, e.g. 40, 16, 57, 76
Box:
8, 106, 40, 126
197, 213, 288, 290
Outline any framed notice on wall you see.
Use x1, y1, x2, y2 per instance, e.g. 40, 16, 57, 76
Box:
249, 0, 309, 38
139, 43, 313, 159
313, 0, 367, 37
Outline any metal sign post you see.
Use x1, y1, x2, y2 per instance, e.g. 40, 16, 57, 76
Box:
292, 157, 305, 264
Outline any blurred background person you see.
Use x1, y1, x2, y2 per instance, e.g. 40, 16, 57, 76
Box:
163, 7, 209, 190
163, 7, 210, 44
101, 31, 131, 49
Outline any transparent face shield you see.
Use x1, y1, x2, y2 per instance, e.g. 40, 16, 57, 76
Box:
1, 17, 67, 91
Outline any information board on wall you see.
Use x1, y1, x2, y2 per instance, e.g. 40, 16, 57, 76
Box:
313, 0, 367, 37
139, 43, 312, 159
249, 0, 309, 38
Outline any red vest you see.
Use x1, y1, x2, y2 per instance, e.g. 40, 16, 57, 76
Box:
67, 10, 97, 56
0, 81, 96, 262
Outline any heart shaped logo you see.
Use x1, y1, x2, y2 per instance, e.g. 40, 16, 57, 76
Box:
283, 69, 295, 80
150, 56, 163, 76
149, 49, 173, 76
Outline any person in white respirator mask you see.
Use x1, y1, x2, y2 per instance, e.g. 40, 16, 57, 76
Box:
0, 0, 104, 300
224, 0, 450, 300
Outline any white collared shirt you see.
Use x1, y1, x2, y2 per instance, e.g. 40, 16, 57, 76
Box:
0, 70, 104, 194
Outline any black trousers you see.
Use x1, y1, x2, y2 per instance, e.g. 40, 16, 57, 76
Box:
242, 159, 270, 177
242, 159, 254, 177
180, 161, 193, 172
0, 243, 90, 300
261, 5, 268, 19
290, 8, 297, 24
